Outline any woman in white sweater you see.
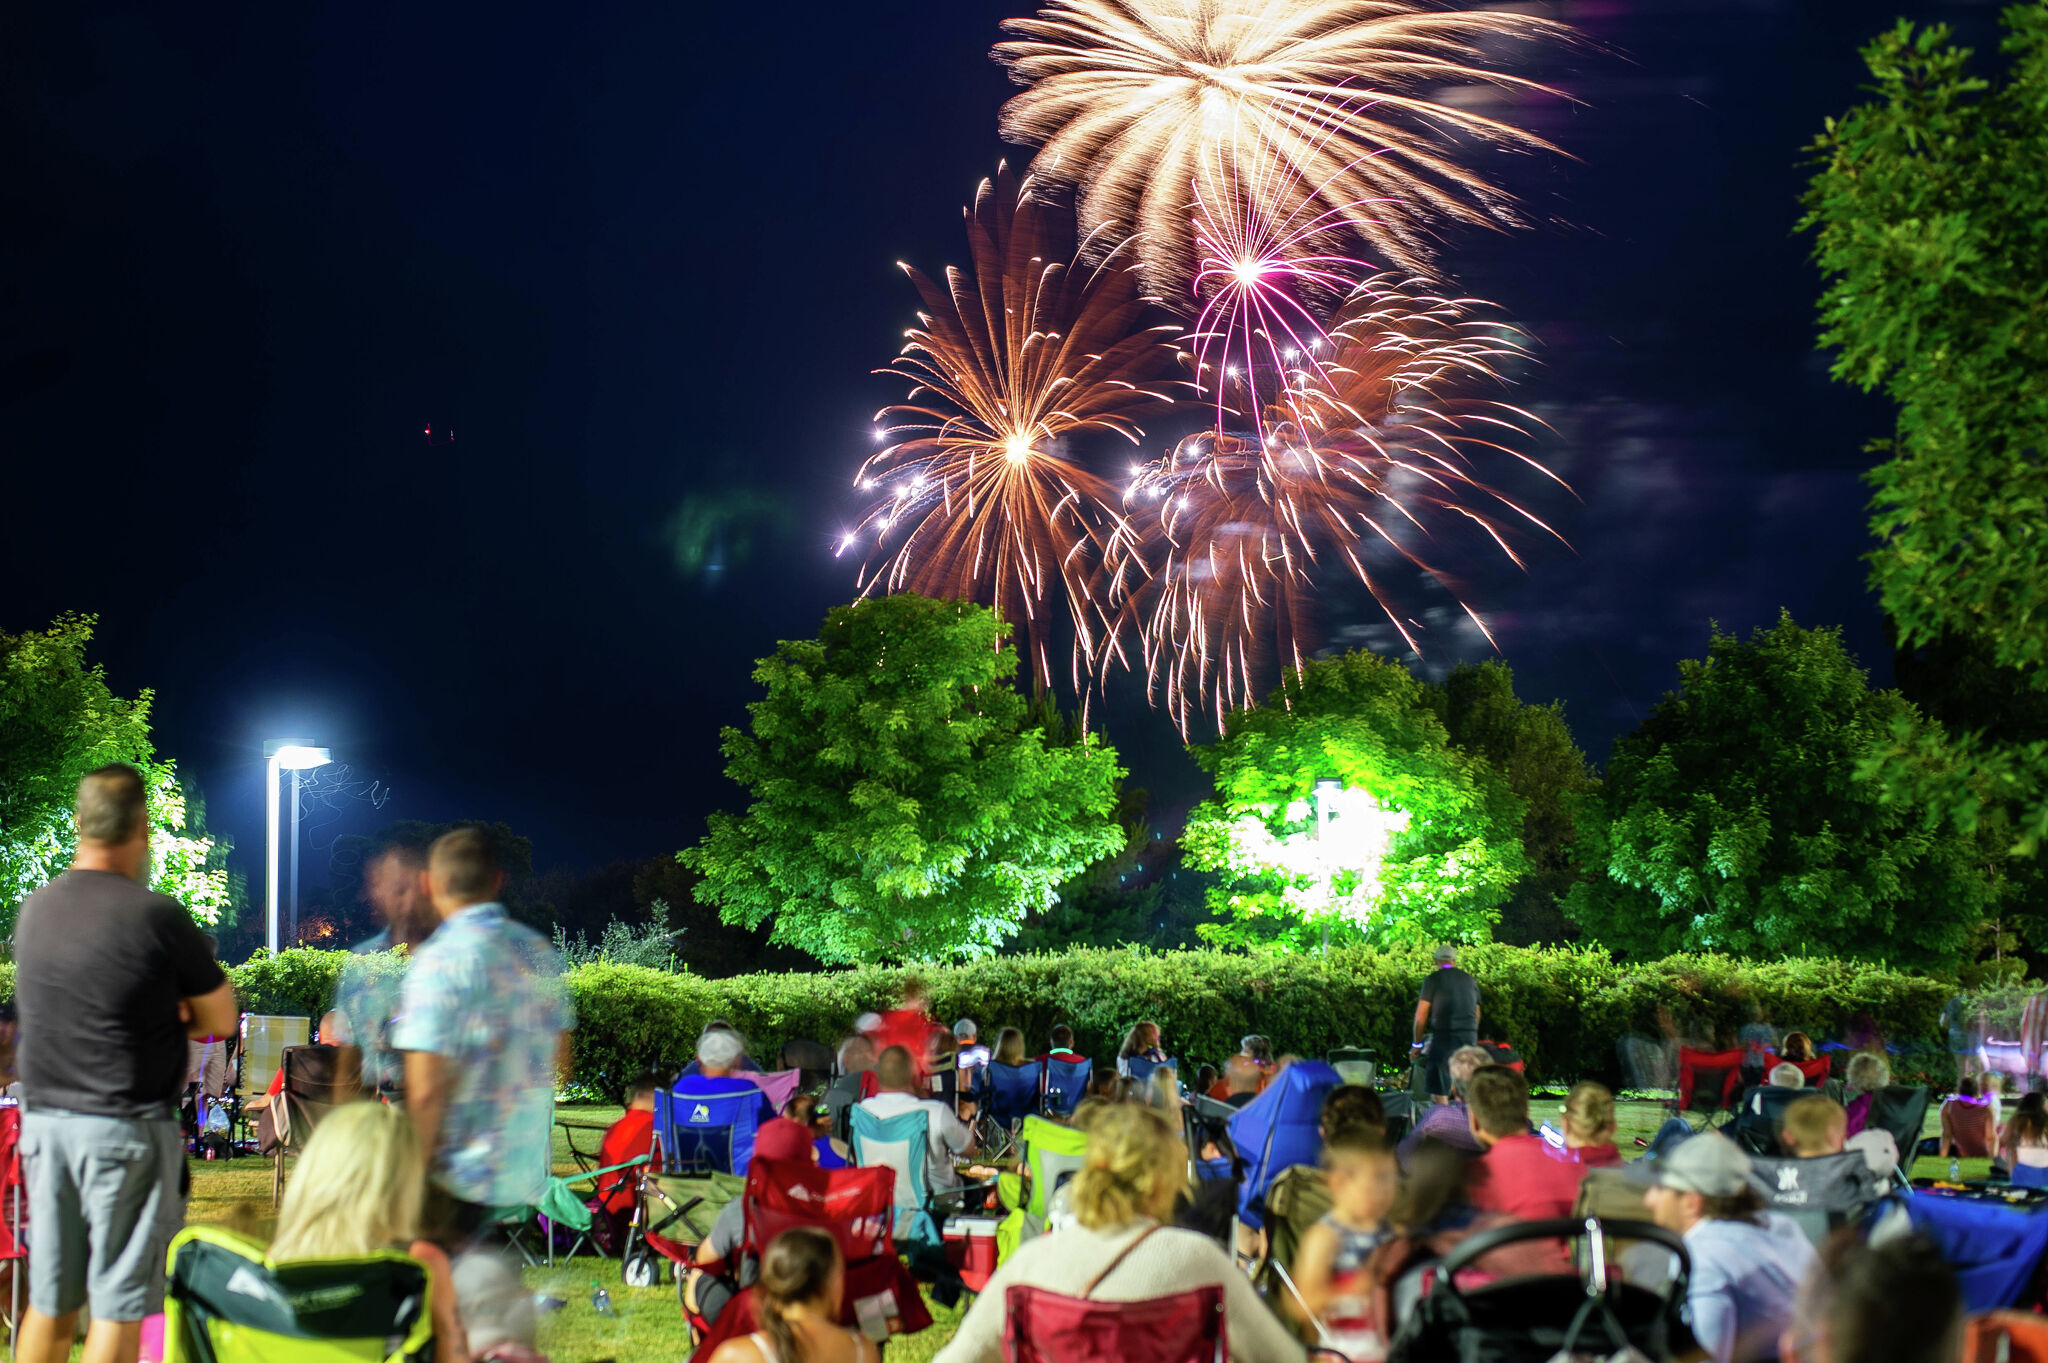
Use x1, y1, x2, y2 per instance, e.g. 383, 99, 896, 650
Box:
932, 1103, 1306, 1363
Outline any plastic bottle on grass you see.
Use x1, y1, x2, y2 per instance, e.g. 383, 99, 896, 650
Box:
591, 1281, 614, 1317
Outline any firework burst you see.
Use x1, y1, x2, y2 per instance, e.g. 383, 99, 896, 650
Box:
993, 0, 1573, 294
1103, 274, 1566, 731
848, 162, 1186, 689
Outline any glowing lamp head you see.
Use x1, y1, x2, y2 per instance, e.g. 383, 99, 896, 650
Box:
1002, 435, 1033, 466
268, 744, 331, 771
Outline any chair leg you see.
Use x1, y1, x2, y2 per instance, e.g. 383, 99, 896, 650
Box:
272, 1150, 283, 1207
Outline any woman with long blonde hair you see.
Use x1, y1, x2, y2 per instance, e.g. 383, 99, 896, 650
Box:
269, 1101, 467, 1363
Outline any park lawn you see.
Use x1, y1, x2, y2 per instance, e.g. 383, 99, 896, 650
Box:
178, 1098, 1952, 1363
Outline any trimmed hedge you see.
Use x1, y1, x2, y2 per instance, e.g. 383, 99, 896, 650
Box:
0, 946, 1969, 1100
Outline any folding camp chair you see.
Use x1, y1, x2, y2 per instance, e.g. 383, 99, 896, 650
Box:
744, 1068, 803, 1115
1767, 1053, 1832, 1086
850, 1105, 951, 1247
622, 1167, 745, 1286
1229, 1060, 1339, 1232
688, 1155, 934, 1356
1866, 1085, 1932, 1162
1729, 1085, 1806, 1155
163, 1225, 436, 1363
1122, 1055, 1177, 1088
1327, 1047, 1378, 1087
535, 1154, 651, 1264
233, 1014, 309, 1154
1675, 1047, 1747, 1124
259, 1044, 344, 1205
656, 1080, 766, 1177
977, 1059, 1044, 1161
2015, 1164, 2048, 1190
1043, 1056, 1092, 1118
1747, 1152, 1885, 1246
1004, 1284, 1227, 1363
1252, 1163, 1330, 1299
1184, 1093, 1241, 1184
995, 1114, 1091, 1263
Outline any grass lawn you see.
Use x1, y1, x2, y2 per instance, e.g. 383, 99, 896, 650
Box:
176, 1097, 1953, 1362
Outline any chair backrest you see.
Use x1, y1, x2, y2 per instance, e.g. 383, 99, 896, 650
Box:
1326, 1046, 1377, 1087
164, 1225, 434, 1363
1123, 1055, 1176, 1086
985, 1060, 1045, 1127
2015, 1164, 2048, 1191
743, 1155, 897, 1266
849, 1104, 933, 1237
1044, 1057, 1092, 1117
1002, 1283, 1226, 1363
1677, 1047, 1747, 1114
1867, 1086, 1931, 1159
275, 1045, 347, 1153
655, 1082, 764, 1177
1261, 1165, 1331, 1295
1748, 1152, 1886, 1245
1017, 1115, 1090, 1226
744, 1068, 803, 1115
237, 1015, 310, 1100
1770, 1054, 1832, 1085
1732, 1085, 1807, 1155
0, 1109, 21, 1261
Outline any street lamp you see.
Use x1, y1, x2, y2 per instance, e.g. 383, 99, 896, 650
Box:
1314, 780, 1341, 956
264, 741, 331, 953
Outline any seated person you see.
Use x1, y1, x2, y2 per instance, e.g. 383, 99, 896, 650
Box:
593, 1070, 661, 1249
1116, 1020, 1168, 1078
1467, 1066, 1581, 1267
1320, 1084, 1386, 1139
1220, 1054, 1265, 1110
269, 1102, 467, 1363
1044, 1024, 1080, 1061
856, 1044, 976, 1192
682, 1021, 763, 1076
1996, 1092, 2048, 1176
785, 1093, 851, 1168
1561, 1081, 1623, 1167
1397, 1045, 1491, 1161
1784, 1235, 1961, 1363
1939, 1075, 1994, 1159
823, 1036, 878, 1143
685, 1117, 820, 1329
1779, 1031, 1819, 1066
1843, 1053, 1890, 1137
1088, 1069, 1125, 1104
707, 1225, 879, 1363
1782, 1095, 1848, 1158
954, 1018, 990, 1116
1288, 1127, 1397, 1356
676, 1028, 775, 1122
1194, 1063, 1219, 1098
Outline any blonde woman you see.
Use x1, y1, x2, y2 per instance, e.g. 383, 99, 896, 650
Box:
1561, 1082, 1622, 1167
932, 1103, 1305, 1362
269, 1101, 467, 1363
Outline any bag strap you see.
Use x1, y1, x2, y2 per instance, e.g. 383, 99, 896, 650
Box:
1084, 1222, 1163, 1298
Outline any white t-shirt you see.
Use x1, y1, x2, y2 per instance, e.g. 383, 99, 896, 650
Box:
857, 1090, 972, 1190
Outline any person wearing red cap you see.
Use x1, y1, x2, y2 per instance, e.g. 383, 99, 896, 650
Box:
683, 1117, 818, 1330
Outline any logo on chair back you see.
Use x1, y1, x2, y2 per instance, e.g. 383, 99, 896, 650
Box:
690, 1104, 711, 1123
1774, 1165, 1809, 1203
225, 1266, 283, 1305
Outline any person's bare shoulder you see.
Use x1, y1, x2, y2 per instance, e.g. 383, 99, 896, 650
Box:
706, 1338, 764, 1363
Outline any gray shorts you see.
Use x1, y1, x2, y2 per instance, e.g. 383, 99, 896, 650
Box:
22, 1108, 185, 1321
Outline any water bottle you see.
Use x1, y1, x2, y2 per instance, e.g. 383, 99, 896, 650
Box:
590, 1281, 614, 1317
1950, 1157, 1962, 1183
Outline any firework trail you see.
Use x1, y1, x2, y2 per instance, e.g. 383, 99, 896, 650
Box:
846, 162, 1186, 689
993, 0, 1573, 295
1103, 275, 1566, 731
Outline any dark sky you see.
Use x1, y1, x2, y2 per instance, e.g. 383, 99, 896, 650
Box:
1, 0, 2005, 890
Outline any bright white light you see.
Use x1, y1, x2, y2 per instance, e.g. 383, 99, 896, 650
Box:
1230, 258, 1265, 288
1221, 782, 1412, 932
879, 516, 894, 530
271, 745, 331, 771
1226, 366, 1240, 379
861, 480, 875, 491
1003, 435, 1033, 466
839, 534, 856, 552
872, 428, 885, 442
1284, 348, 1299, 361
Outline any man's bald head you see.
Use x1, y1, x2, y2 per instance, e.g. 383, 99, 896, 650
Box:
876, 1045, 917, 1093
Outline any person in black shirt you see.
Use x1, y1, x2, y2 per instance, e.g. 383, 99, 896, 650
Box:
1414, 944, 1481, 1106
13, 765, 238, 1363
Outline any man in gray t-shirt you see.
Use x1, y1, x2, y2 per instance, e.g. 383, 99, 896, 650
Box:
1414, 943, 1481, 1104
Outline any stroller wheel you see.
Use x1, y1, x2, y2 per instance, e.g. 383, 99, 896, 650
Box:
621, 1249, 661, 1290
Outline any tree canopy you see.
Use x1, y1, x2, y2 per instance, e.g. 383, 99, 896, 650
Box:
1801, 3, 2048, 853
681, 593, 1125, 964
1563, 613, 1994, 968
1182, 649, 1529, 952
0, 614, 236, 933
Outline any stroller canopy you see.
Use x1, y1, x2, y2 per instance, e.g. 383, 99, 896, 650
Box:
1228, 1060, 1340, 1230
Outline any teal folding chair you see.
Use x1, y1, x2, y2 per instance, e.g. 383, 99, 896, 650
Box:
849, 1106, 943, 1248
537, 1154, 652, 1264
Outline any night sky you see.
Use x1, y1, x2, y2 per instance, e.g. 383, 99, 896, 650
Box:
1, 0, 2006, 893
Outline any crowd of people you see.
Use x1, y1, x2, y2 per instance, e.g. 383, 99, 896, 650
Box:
0, 766, 2026, 1363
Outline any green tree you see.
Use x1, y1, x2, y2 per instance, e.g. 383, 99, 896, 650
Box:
1006, 785, 1216, 954
1563, 613, 1994, 968
681, 594, 1125, 964
1426, 662, 1598, 946
0, 615, 235, 934
1801, 3, 2048, 851
1182, 649, 1529, 953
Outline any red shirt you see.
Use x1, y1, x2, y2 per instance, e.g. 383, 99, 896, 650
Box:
1561, 1142, 1623, 1169
1470, 1133, 1585, 1272
598, 1108, 654, 1212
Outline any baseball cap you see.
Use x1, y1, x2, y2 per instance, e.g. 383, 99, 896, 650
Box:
1624, 1132, 1753, 1197
754, 1117, 817, 1165
1433, 943, 1458, 965
953, 1018, 978, 1041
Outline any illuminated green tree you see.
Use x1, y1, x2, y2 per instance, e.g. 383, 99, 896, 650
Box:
1563, 613, 1994, 968
0, 614, 237, 932
682, 594, 1125, 964
1801, 3, 2048, 853
1183, 649, 1529, 952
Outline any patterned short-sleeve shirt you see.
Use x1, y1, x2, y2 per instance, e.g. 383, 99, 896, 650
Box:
390, 903, 573, 1207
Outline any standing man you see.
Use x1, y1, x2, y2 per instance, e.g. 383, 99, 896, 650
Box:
1414, 944, 1480, 1106
14, 766, 238, 1363
392, 827, 573, 1241
328, 831, 439, 1098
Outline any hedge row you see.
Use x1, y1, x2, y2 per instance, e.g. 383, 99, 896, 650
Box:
164, 944, 1971, 1100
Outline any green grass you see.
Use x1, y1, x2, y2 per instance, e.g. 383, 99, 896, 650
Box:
179, 1098, 1955, 1362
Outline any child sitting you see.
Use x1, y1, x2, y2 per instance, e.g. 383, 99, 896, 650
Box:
1561, 1081, 1622, 1167
1289, 1127, 1399, 1360
592, 1069, 661, 1251
1782, 1095, 1849, 1158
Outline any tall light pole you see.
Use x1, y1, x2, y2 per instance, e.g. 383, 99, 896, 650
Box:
264, 742, 331, 953
1314, 780, 1341, 956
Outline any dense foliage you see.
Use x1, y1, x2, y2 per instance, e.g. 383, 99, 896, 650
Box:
1564, 614, 1992, 968
0, 615, 237, 934
1183, 649, 1529, 952
178, 944, 1963, 1100
682, 595, 1125, 964
1802, 3, 2048, 853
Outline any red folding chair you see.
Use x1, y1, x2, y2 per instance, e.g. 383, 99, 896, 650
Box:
0, 1109, 25, 1342
1676, 1047, 1746, 1117
1765, 1053, 1832, 1086
687, 1156, 933, 1354
1002, 1284, 1226, 1363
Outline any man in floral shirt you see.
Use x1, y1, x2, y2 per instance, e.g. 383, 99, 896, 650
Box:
393, 827, 573, 1237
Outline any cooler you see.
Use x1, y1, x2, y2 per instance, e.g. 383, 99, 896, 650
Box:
944, 1215, 999, 1291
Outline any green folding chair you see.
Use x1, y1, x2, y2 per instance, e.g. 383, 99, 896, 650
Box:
536, 1154, 651, 1264
995, 1114, 1090, 1264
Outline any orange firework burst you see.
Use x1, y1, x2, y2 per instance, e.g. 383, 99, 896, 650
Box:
848, 162, 1186, 688
1104, 274, 1565, 732
993, 0, 1572, 294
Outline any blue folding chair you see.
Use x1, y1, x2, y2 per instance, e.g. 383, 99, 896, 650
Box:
1122, 1055, 1177, 1088
2014, 1164, 2048, 1190
1228, 1060, 1340, 1231
1043, 1056, 1092, 1117
978, 1060, 1045, 1160
849, 1105, 942, 1247
656, 1080, 765, 1177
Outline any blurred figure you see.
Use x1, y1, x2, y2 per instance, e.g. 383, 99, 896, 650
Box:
707, 1224, 878, 1363
1938, 1076, 1995, 1160
869, 980, 939, 1079
1781, 1236, 1961, 1363
823, 1036, 877, 1144
1844, 1054, 1891, 1138
1116, 1021, 1167, 1078
1088, 1070, 1124, 1104
1562, 1082, 1623, 1168
1221, 1054, 1264, 1110
1782, 1097, 1848, 1158
1771, 1063, 1806, 1089
1320, 1085, 1386, 1139
1398, 1045, 1491, 1161
393, 827, 574, 1243
330, 832, 439, 1098
269, 1102, 465, 1363
1941, 992, 1986, 1083
1780, 1033, 1819, 1065
1996, 1091, 2048, 1176
784, 1093, 850, 1168
1289, 1127, 1398, 1356
954, 1019, 990, 1090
